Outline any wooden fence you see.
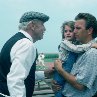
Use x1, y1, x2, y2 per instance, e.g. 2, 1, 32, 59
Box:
33, 79, 55, 97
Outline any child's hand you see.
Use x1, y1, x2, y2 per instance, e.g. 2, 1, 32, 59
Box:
91, 43, 97, 48
44, 67, 54, 79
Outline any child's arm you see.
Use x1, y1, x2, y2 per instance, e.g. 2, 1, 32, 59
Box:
58, 44, 67, 61
60, 40, 92, 53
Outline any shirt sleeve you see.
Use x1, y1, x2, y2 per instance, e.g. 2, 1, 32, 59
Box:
7, 38, 36, 97
75, 49, 97, 89
61, 40, 92, 53
35, 71, 45, 81
58, 44, 67, 61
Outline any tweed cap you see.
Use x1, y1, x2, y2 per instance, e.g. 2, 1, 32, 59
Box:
19, 11, 49, 23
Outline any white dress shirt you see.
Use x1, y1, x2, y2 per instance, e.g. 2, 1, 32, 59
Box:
7, 30, 36, 97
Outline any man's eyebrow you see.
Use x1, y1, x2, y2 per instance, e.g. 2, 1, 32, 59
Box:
74, 26, 81, 29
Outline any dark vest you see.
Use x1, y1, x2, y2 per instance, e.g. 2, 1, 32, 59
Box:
0, 32, 37, 97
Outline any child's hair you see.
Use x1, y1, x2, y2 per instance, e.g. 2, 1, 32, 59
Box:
61, 21, 80, 45
61, 21, 75, 39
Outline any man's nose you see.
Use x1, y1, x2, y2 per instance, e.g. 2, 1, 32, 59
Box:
44, 27, 46, 31
74, 29, 77, 34
43, 26, 46, 31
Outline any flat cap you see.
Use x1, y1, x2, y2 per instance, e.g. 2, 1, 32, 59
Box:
19, 11, 49, 23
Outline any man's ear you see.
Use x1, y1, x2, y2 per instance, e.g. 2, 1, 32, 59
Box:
88, 27, 93, 35
27, 21, 35, 30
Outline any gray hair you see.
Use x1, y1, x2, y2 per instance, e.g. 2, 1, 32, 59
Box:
18, 19, 42, 30
18, 21, 30, 30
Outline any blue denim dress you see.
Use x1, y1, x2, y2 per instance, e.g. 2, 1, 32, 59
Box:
54, 51, 78, 97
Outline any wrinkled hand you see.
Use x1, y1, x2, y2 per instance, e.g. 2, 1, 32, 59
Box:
54, 59, 62, 72
51, 80, 62, 92
44, 67, 54, 79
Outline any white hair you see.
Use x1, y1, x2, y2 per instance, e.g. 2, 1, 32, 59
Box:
18, 19, 41, 30
18, 21, 30, 30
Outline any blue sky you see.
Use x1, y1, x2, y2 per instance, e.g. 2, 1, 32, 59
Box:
0, 0, 97, 53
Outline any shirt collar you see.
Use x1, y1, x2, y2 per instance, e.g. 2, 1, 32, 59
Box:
19, 30, 33, 42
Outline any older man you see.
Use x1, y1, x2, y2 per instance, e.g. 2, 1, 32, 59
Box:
54, 13, 97, 97
0, 11, 49, 97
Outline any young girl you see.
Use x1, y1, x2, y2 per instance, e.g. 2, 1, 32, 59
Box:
53, 21, 97, 97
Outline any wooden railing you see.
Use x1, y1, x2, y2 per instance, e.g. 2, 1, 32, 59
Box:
33, 79, 54, 97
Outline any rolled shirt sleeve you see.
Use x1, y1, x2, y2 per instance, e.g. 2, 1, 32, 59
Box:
7, 38, 36, 97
